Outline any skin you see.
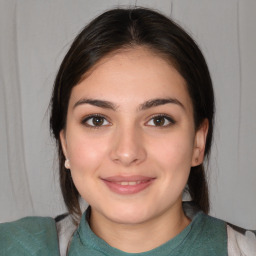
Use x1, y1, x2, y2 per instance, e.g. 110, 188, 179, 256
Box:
60, 47, 208, 253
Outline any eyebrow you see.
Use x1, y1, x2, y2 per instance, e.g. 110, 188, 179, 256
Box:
73, 98, 117, 110
138, 98, 185, 111
73, 97, 185, 111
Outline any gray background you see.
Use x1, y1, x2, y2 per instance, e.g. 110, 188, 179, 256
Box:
0, 0, 255, 229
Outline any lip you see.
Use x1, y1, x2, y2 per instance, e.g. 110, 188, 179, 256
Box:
101, 175, 155, 195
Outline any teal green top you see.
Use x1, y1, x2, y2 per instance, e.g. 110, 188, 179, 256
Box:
68, 211, 227, 256
0, 211, 227, 255
0, 216, 59, 255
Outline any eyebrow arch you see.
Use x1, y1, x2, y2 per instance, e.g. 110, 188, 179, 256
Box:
138, 98, 185, 111
73, 98, 118, 110
73, 97, 185, 111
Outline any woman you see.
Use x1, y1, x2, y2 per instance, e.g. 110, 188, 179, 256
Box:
0, 7, 255, 256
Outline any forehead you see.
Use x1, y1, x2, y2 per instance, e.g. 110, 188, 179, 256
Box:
69, 47, 192, 112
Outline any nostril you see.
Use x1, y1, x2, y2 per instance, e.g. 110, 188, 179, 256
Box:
110, 147, 146, 166
109, 129, 147, 166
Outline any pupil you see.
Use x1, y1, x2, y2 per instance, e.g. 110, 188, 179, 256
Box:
154, 117, 165, 126
93, 117, 104, 126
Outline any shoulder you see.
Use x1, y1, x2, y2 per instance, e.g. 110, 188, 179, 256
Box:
199, 214, 256, 255
227, 223, 256, 256
184, 202, 256, 255
0, 216, 59, 255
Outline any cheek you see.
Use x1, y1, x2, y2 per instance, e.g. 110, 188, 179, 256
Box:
156, 136, 193, 193
151, 132, 194, 189
152, 132, 194, 168
67, 133, 109, 174
66, 134, 110, 202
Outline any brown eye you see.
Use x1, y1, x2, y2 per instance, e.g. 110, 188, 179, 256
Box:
83, 115, 110, 127
92, 116, 104, 126
146, 115, 175, 127
153, 116, 166, 126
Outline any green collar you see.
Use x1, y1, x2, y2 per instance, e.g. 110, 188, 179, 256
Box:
68, 210, 227, 256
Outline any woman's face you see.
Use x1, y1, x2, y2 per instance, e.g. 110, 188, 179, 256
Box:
60, 47, 207, 225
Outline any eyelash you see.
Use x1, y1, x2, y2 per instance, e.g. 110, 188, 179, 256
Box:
81, 114, 176, 129
81, 114, 111, 128
145, 114, 176, 127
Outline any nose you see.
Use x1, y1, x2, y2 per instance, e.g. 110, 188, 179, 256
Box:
109, 125, 147, 166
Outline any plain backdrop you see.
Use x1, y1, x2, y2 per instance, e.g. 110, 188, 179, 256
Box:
0, 0, 255, 229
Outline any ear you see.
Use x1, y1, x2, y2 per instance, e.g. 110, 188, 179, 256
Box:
59, 129, 68, 159
191, 119, 209, 166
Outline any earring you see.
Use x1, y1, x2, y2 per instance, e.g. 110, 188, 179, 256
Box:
64, 159, 70, 169
193, 148, 200, 165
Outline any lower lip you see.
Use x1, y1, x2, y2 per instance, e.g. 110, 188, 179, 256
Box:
102, 179, 154, 195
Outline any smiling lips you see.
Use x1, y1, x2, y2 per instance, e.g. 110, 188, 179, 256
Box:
102, 176, 155, 195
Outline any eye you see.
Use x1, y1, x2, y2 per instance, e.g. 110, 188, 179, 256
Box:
82, 115, 110, 127
146, 115, 175, 127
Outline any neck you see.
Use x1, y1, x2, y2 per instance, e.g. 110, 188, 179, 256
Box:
89, 204, 191, 253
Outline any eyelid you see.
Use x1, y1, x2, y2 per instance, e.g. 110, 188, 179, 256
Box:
145, 114, 176, 127
81, 114, 111, 127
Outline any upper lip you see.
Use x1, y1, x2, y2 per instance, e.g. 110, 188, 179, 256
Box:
101, 175, 155, 182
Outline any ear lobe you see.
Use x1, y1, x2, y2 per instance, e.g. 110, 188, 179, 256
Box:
59, 130, 68, 159
191, 119, 209, 166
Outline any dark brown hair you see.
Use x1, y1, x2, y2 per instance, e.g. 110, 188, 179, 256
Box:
50, 7, 215, 221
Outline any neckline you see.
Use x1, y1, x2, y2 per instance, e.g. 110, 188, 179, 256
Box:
75, 206, 203, 255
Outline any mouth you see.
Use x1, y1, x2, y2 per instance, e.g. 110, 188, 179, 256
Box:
114, 180, 148, 185
101, 176, 155, 195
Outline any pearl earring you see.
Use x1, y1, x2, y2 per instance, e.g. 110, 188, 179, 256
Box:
64, 159, 70, 169
194, 148, 200, 165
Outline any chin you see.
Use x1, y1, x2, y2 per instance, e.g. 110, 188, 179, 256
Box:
105, 205, 154, 225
